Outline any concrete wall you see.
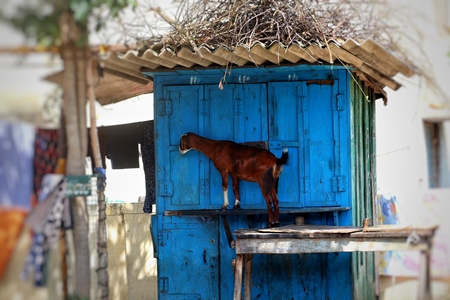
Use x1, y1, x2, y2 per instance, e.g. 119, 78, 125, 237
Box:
0, 203, 157, 300
102, 203, 157, 300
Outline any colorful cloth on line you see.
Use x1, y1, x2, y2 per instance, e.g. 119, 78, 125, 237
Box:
22, 175, 72, 286
0, 120, 34, 278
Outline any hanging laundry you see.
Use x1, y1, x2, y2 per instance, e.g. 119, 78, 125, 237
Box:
105, 123, 140, 169
0, 120, 34, 279
138, 121, 155, 213
22, 174, 72, 286
33, 128, 59, 200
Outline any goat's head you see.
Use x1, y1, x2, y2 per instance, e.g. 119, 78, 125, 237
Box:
179, 133, 193, 154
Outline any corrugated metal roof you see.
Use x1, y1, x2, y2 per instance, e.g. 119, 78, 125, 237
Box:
101, 39, 414, 95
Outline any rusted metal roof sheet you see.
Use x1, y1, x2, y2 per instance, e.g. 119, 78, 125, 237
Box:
101, 39, 414, 94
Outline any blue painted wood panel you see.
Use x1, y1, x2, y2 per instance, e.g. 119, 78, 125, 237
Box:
158, 216, 219, 299
165, 86, 203, 210
152, 67, 360, 299
268, 82, 303, 208
301, 82, 350, 207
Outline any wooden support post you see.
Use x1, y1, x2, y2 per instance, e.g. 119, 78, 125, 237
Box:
234, 254, 244, 300
244, 254, 253, 300
221, 215, 235, 248
418, 248, 431, 300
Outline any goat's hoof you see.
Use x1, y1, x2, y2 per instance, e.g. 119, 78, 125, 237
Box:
233, 203, 241, 209
221, 205, 227, 211
270, 221, 280, 228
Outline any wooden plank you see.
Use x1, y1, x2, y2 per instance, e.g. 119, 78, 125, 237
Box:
235, 237, 430, 254
362, 224, 438, 232
235, 226, 437, 239
258, 224, 362, 234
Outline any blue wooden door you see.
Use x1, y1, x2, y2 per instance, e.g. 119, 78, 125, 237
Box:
301, 81, 349, 207
163, 85, 204, 210
269, 80, 349, 208
158, 216, 219, 299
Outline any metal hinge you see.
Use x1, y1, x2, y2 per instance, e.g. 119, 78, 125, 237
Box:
158, 180, 174, 197
158, 99, 172, 115
332, 176, 346, 192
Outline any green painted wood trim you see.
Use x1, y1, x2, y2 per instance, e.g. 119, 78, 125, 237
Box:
350, 75, 377, 300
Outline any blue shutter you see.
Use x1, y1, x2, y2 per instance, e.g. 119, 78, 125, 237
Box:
165, 86, 204, 210
302, 81, 349, 207
268, 82, 303, 207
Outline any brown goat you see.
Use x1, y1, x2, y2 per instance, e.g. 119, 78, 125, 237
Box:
179, 132, 288, 227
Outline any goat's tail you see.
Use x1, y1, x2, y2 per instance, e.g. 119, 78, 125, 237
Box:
277, 148, 289, 166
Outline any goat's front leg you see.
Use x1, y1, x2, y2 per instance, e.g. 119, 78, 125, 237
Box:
231, 175, 240, 209
220, 172, 229, 210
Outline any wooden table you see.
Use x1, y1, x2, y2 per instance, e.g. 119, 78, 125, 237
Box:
233, 224, 437, 300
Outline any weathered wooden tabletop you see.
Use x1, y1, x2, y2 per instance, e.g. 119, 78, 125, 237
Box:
233, 224, 437, 300
234, 224, 438, 240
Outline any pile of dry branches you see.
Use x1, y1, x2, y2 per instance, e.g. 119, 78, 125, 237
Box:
157, 0, 391, 51
129, 0, 447, 106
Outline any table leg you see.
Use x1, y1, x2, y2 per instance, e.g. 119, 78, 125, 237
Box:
418, 249, 431, 300
234, 254, 244, 300
244, 254, 253, 300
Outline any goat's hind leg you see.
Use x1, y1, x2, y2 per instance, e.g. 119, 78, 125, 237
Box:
262, 169, 278, 227
259, 182, 275, 227
261, 192, 274, 228
270, 189, 280, 227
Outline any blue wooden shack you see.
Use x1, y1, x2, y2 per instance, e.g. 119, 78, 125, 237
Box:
103, 38, 414, 299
